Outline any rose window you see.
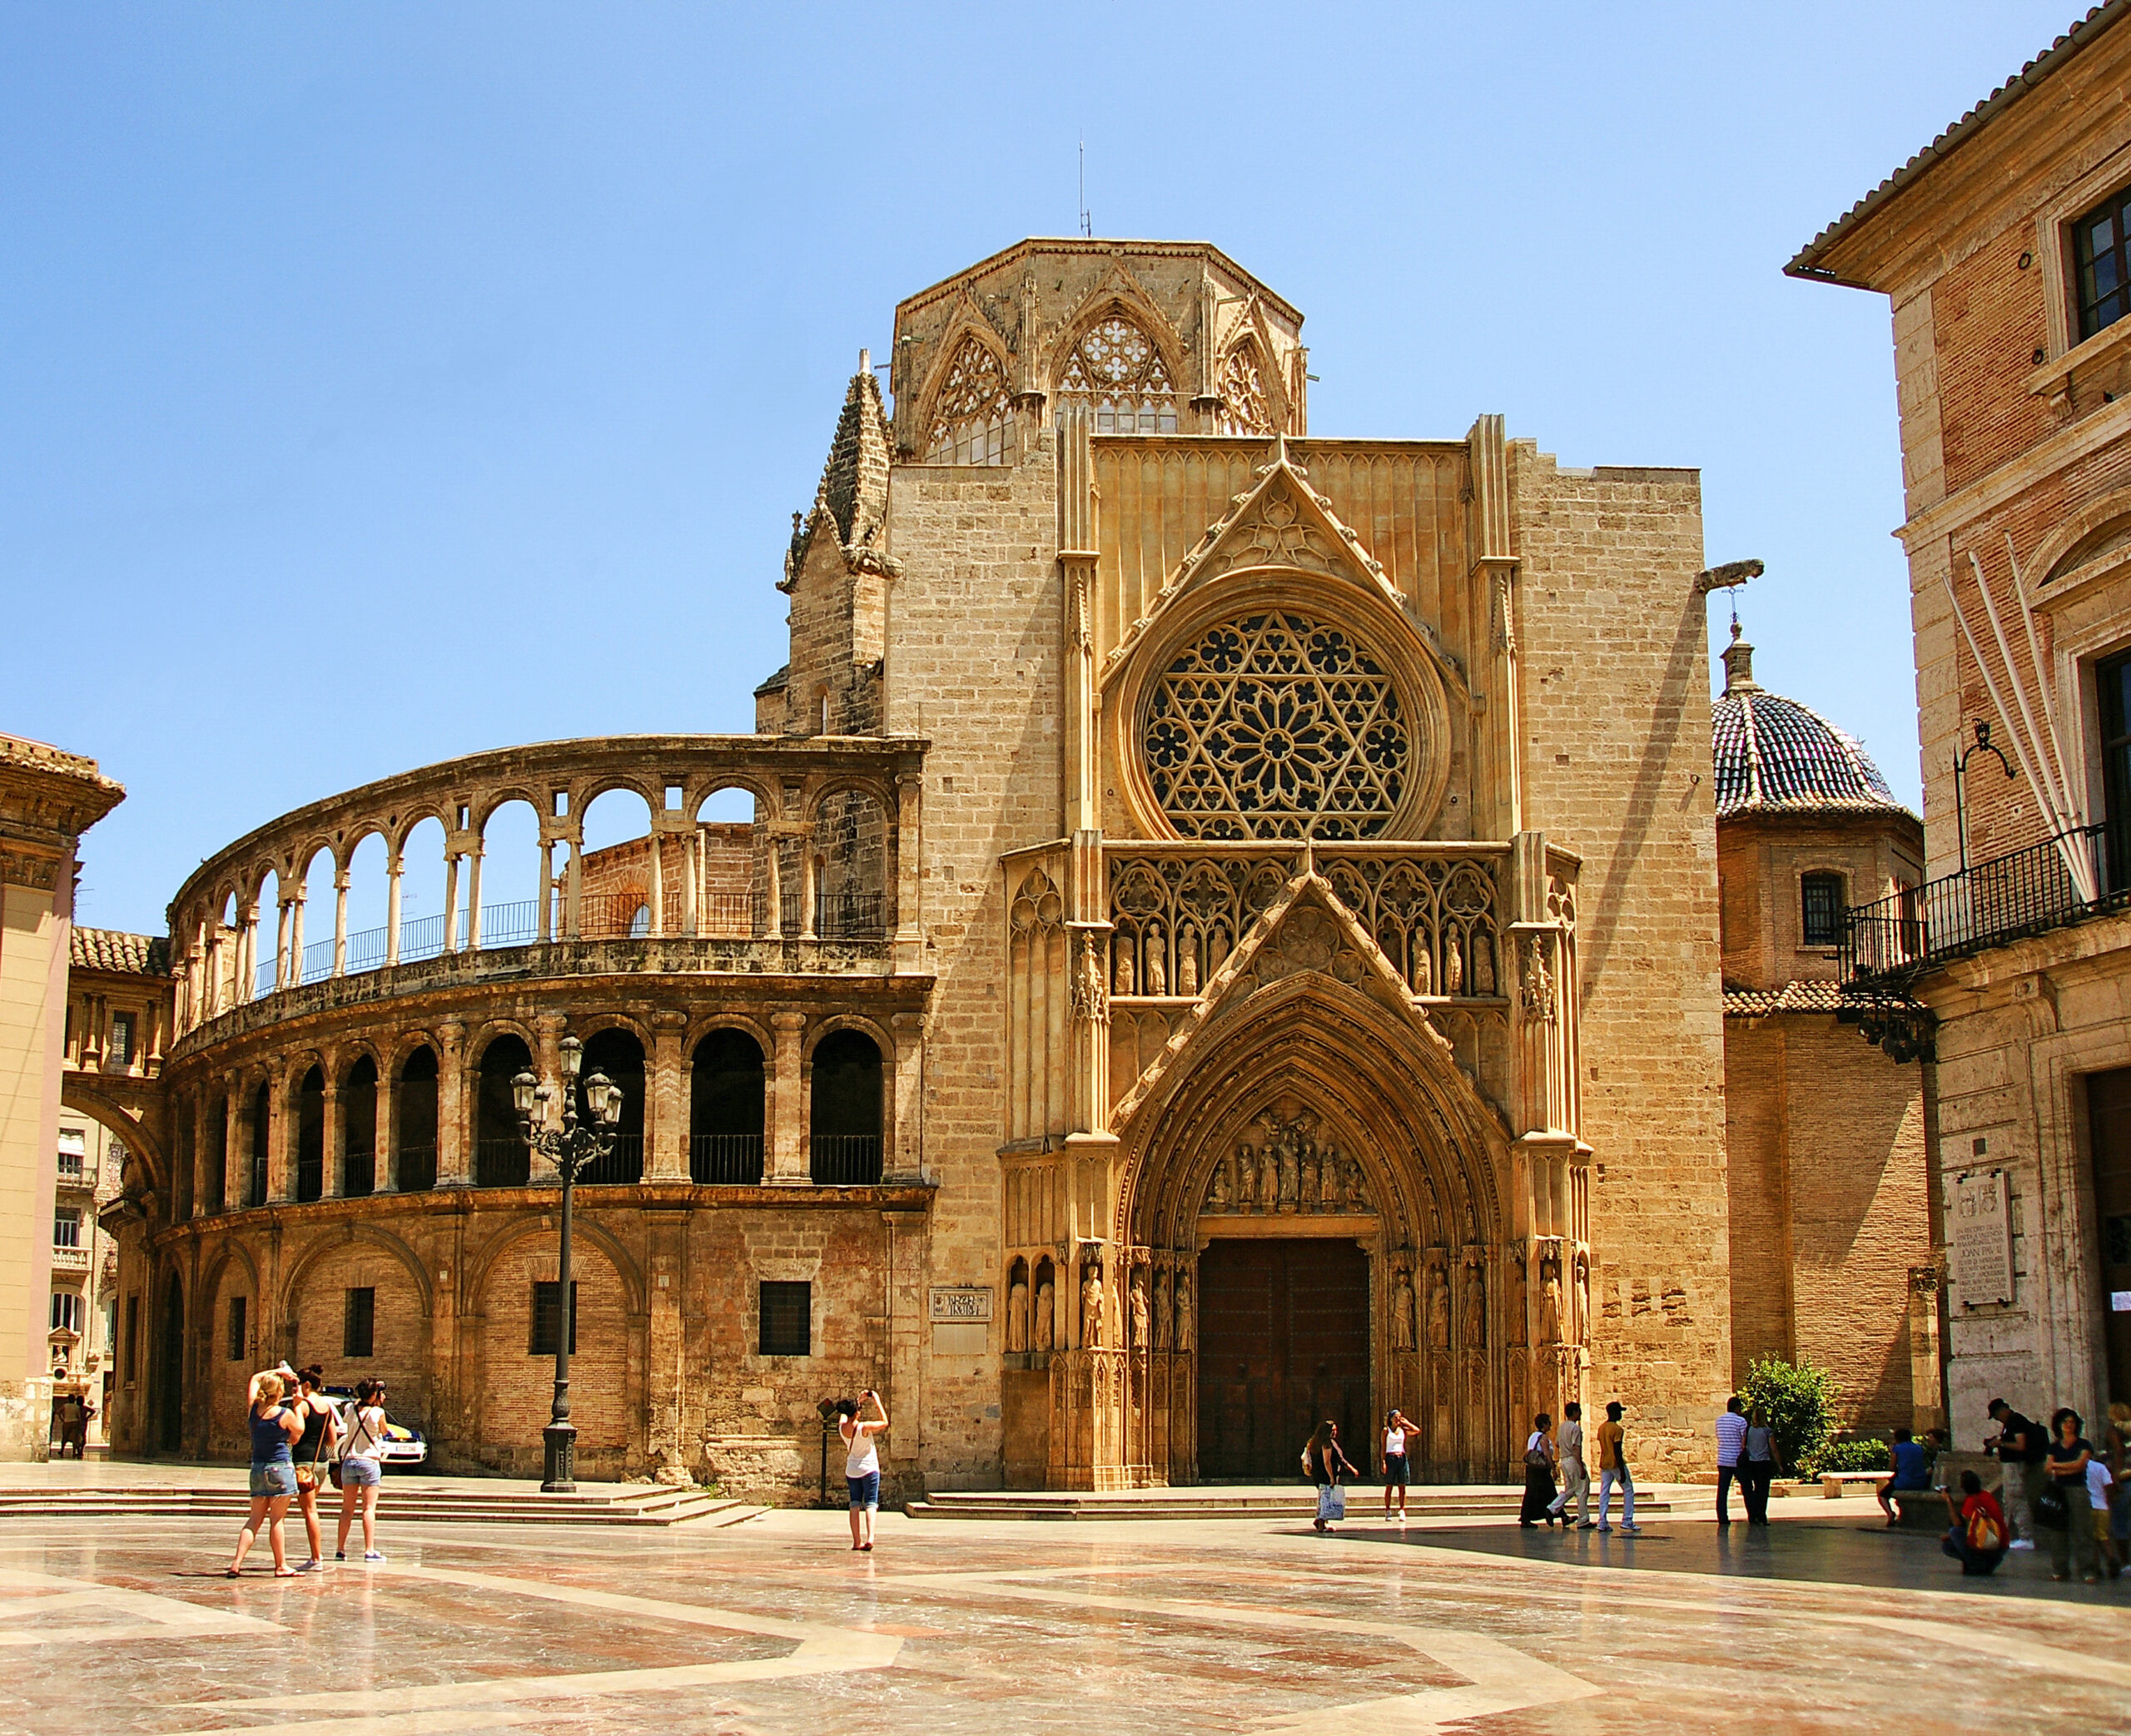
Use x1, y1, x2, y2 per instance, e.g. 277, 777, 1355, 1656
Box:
1144, 613, 1410, 840
1056, 314, 1177, 434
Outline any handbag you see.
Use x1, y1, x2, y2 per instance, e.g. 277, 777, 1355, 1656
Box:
293, 1401, 328, 1493
2034, 1481, 2069, 1530
1317, 1483, 1345, 1523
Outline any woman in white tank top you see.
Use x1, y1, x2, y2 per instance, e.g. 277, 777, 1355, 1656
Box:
839, 1389, 889, 1552
1382, 1409, 1414, 1520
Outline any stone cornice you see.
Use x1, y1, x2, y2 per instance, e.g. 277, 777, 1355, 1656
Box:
0, 733, 124, 870
1895, 395, 2131, 553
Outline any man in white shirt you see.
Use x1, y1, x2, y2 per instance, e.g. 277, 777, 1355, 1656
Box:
1547, 1401, 1589, 1526
1715, 1396, 1748, 1525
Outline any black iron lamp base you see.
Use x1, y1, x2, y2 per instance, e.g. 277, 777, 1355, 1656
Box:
542, 1421, 578, 1494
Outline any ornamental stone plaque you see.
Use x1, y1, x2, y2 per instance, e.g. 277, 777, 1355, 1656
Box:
1952, 1170, 2014, 1307
928, 1286, 994, 1322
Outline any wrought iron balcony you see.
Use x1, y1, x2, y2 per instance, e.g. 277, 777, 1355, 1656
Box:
1842, 823, 2131, 987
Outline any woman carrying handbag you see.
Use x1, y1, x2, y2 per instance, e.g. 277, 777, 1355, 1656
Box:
1304, 1420, 1359, 1534
334, 1378, 390, 1564
1520, 1413, 1558, 1527
286, 1366, 338, 1574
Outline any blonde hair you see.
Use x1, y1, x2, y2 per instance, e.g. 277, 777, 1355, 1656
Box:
2109, 1401, 2130, 1429
249, 1371, 285, 1408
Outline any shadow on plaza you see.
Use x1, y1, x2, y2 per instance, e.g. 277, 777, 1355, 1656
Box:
1355, 1515, 2129, 1603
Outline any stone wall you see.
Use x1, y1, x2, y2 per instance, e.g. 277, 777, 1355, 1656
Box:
1510, 452, 1730, 1475
882, 439, 1064, 1489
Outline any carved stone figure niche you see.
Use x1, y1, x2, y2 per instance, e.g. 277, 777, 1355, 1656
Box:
1200, 1105, 1375, 1217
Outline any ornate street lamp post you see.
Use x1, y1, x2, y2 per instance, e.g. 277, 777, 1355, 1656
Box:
511, 1034, 622, 1494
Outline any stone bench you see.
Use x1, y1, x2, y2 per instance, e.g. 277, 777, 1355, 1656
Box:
1819, 1471, 1890, 1498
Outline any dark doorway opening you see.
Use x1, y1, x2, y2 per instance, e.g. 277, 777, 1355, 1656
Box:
156, 1273, 184, 1454
1196, 1237, 1370, 1482
475, 1036, 533, 1187
2088, 1068, 2131, 1406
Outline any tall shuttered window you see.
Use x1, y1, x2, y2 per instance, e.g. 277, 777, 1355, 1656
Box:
344, 1287, 375, 1360
2074, 185, 2131, 341
759, 1281, 812, 1357
529, 1282, 578, 1357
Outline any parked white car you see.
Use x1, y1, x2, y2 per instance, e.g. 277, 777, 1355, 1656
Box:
323, 1390, 429, 1468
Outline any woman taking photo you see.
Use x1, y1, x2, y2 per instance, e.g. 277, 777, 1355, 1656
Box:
1304, 1420, 1358, 1533
286, 1366, 338, 1574
839, 1388, 888, 1552
1520, 1413, 1558, 1528
334, 1378, 390, 1564
226, 1371, 302, 1577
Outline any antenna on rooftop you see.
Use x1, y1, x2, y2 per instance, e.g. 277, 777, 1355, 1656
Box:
1079, 135, 1092, 238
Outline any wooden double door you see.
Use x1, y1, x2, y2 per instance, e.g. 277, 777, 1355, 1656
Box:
1196, 1237, 1372, 1482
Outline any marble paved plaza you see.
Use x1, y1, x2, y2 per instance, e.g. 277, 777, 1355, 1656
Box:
0, 1500, 2125, 1734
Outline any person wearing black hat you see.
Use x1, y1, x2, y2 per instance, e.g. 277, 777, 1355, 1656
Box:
1985, 1398, 2048, 1551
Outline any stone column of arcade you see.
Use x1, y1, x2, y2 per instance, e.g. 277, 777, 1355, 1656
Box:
648, 1011, 688, 1179
767, 1011, 807, 1183
435, 1020, 469, 1186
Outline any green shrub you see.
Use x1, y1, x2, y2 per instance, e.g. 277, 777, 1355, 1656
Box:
1812, 1436, 1892, 1476
1739, 1357, 1841, 1476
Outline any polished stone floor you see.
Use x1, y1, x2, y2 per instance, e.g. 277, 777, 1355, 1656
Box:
0, 1500, 2124, 1734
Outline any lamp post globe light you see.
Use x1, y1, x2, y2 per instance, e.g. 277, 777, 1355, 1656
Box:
511, 1032, 623, 1494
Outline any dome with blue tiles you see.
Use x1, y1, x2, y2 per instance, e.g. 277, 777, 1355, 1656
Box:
1711, 631, 1910, 821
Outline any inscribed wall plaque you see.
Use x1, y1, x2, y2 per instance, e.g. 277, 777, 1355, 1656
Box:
928, 1286, 994, 1322
1953, 1169, 2014, 1307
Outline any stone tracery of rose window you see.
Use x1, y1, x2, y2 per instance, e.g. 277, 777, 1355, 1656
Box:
1055, 314, 1178, 434
1142, 613, 1410, 840
925, 336, 1014, 465
1217, 340, 1274, 435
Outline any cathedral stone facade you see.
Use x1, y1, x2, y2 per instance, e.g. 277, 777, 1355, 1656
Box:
95, 240, 1741, 1490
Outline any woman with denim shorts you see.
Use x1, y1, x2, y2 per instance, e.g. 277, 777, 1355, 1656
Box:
334, 1377, 390, 1565
226, 1371, 303, 1577
839, 1389, 888, 1552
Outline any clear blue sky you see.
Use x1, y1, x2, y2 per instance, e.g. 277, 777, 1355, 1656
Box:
1, 2, 2079, 934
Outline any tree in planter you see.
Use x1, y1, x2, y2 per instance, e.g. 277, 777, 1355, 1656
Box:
1740, 1357, 1841, 1477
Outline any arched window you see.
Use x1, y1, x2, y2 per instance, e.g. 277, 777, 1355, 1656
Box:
295, 1067, 325, 1203
628, 902, 650, 938
395, 1047, 438, 1191
474, 1035, 533, 1187
691, 1029, 766, 1183
249, 1082, 270, 1208
1055, 313, 1177, 434
342, 1055, 378, 1198
1218, 339, 1274, 435
924, 335, 1014, 465
810, 1029, 882, 1184
204, 1095, 227, 1215
577, 1028, 645, 1184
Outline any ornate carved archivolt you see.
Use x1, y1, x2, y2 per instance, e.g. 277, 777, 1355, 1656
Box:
924, 335, 1014, 465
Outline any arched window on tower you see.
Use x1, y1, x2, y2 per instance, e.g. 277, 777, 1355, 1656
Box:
474, 1034, 533, 1187
924, 335, 1014, 465
1054, 313, 1177, 434
1218, 338, 1274, 435
395, 1046, 438, 1191
295, 1067, 325, 1203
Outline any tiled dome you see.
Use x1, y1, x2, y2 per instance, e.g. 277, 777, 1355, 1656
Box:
1711, 634, 1910, 821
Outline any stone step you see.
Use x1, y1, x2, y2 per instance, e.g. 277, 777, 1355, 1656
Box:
907, 1486, 1675, 1522
0, 1486, 762, 1527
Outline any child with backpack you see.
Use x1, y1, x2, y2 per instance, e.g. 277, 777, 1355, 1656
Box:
1940, 1469, 2008, 1575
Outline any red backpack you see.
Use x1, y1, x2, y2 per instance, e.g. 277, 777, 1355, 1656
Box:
1965, 1499, 2006, 1553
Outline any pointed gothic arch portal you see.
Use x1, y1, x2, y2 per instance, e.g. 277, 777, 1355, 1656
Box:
1106, 973, 1519, 1487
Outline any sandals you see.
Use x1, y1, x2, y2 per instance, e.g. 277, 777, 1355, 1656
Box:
224, 1567, 241, 1579
273, 1567, 298, 1579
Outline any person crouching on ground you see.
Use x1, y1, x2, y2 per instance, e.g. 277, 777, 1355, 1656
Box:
1380, 1409, 1413, 1521
1304, 1421, 1359, 1533
334, 1377, 390, 1565
1940, 1470, 2007, 1575
227, 1371, 303, 1578
839, 1389, 887, 1552
1876, 1426, 1931, 1526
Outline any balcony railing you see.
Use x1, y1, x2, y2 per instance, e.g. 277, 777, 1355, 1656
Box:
252, 889, 888, 995
1843, 823, 2131, 986
810, 1133, 882, 1185
690, 1133, 764, 1184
